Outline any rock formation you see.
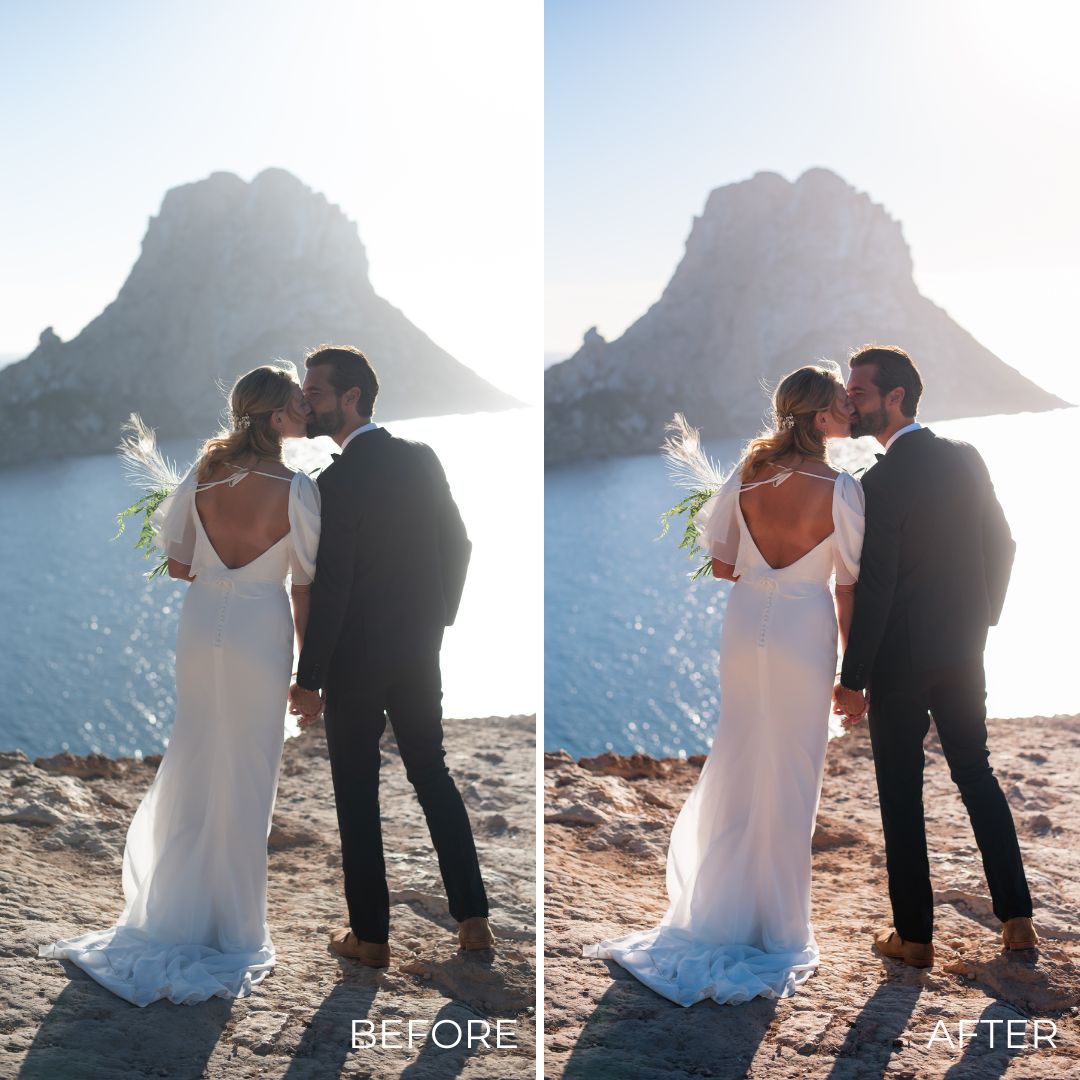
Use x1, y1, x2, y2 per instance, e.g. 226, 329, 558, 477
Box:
0, 168, 518, 467
545, 168, 1070, 464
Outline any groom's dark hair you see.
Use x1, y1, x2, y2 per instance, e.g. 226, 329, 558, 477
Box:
304, 344, 379, 416
848, 344, 923, 418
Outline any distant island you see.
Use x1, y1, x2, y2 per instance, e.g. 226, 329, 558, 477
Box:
0, 168, 518, 467
545, 168, 1070, 465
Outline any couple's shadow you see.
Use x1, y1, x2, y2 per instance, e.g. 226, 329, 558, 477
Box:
563, 962, 780, 1079
18, 966, 234, 1080
563, 964, 920, 1079
568, 959, 1032, 1079
19, 963, 379, 1080
23, 958, 483, 1080
279, 966, 487, 1080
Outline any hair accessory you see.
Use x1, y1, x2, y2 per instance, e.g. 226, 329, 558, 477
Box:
776, 412, 796, 430
234, 412, 252, 430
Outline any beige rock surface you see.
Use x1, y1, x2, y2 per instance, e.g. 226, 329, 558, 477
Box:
2, 714, 536, 1079
545, 715, 1080, 1078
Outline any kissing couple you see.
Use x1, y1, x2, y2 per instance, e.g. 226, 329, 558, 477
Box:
40, 343, 494, 1006
584, 344, 1037, 1006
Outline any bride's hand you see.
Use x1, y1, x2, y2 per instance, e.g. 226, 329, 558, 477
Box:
835, 685, 868, 728
289, 682, 324, 729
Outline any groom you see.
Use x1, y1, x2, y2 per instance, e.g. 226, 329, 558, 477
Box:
288, 344, 492, 966
833, 344, 1036, 968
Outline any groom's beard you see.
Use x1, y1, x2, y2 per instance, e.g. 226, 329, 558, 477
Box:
850, 405, 888, 439
306, 403, 345, 439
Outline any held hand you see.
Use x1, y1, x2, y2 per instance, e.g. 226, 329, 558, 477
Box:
288, 683, 323, 729
832, 683, 867, 725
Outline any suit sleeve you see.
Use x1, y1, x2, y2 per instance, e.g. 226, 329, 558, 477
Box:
840, 469, 904, 691
295, 468, 357, 691
972, 447, 1015, 626
421, 444, 471, 626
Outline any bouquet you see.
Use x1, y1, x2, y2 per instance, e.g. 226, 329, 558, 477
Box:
114, 414, 185, 579
658, 413, 727, 581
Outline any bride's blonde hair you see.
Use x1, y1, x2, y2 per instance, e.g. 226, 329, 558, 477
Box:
739, 362, 845, 482
196, 362, 299, 481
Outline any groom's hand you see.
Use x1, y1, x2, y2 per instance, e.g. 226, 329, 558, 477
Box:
289, 683, 323, 728
833, 683, 867, 726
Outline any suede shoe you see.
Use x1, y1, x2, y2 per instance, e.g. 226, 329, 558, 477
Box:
329, 927, 390, 967
458, 916, 495, 952
1002, 917, 1039, 951
874, 926, 935, 968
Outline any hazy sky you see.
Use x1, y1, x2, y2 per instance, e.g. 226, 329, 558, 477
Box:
546, 0, 1080, 403
0, 0, 541, 402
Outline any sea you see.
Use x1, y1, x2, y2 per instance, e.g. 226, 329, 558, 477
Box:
0, 406, 540, 759
545, 407, 1080, 759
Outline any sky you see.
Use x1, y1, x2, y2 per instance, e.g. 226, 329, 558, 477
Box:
546, 0, 1080, 404
0, 0, 541, 402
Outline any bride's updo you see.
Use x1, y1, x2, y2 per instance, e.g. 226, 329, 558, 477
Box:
739, 362, 845, 482
196, 362, 299, 481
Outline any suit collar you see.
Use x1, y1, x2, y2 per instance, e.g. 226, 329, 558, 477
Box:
332, 425, 389, 460
873, 425, 932, 462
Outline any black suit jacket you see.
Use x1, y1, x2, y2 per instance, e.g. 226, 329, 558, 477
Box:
840, 427, 1014, 691
295, 427, 471, 692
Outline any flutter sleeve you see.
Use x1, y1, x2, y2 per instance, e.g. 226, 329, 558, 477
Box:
693, 468, 742, 565
832, 471, 866, 587
150, 465, 198, 566
287, 470, 322, 586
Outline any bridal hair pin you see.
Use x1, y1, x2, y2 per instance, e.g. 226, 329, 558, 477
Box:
233, 412, 252, 430
776, 412, 796, 430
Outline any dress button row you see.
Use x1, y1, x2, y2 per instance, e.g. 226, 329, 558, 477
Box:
758, 588, 775, 647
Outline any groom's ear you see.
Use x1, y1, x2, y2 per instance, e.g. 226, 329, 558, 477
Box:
343, 386, 361, 414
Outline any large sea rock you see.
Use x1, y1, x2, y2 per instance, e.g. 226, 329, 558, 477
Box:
0, 168, 517, 466
545, 168, 1069, 464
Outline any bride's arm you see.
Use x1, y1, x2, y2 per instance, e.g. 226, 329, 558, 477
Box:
834, 583, 855, 652
711, 558, 739, 581
290, 582, 311, 654
167, 558, 196, 582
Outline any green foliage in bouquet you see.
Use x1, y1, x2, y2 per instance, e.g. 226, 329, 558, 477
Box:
113, 414, 185, 581
658, 488, 719, 582
658, 413, 728, 583
114, 489, 173, 579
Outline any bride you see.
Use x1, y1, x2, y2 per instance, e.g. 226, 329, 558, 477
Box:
39, 362, 321, 1007
583, 362, 866, 1007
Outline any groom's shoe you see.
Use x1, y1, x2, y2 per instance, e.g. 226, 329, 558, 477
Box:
329, 927, 390, 967
457, 916, 495, 952
874, 927, 935, 969
1002, 917, 1040, 951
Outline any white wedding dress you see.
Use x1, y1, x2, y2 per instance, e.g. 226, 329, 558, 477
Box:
583, 465, 864, 1006
39, 463, 321, 1006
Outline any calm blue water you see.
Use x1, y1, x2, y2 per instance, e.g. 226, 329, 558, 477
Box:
545, 408, 1080, 758
0, 407, 540, 759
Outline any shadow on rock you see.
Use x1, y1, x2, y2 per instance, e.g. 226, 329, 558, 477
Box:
825, 976, 923, 1078
279, 971, 380, 1080
941, 1000, 1031, 1080
399, 947, 533, 1016
562, 964, 779, 1080
399, 1000, 510, 1080
18, 969, 233, 1080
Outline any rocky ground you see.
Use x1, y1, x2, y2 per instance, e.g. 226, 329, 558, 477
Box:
1, 714, 536, 1080
545, 714, 1080, 1079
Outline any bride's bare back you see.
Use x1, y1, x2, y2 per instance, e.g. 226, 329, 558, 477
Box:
738, 456, 838, 570
194, 456, 294, 569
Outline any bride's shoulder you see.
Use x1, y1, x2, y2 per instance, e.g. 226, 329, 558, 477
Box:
289, 468, 322, 508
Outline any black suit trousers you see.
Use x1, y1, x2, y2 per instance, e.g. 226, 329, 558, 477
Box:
867, 660, 1032, 944
322, 649, 489, 943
